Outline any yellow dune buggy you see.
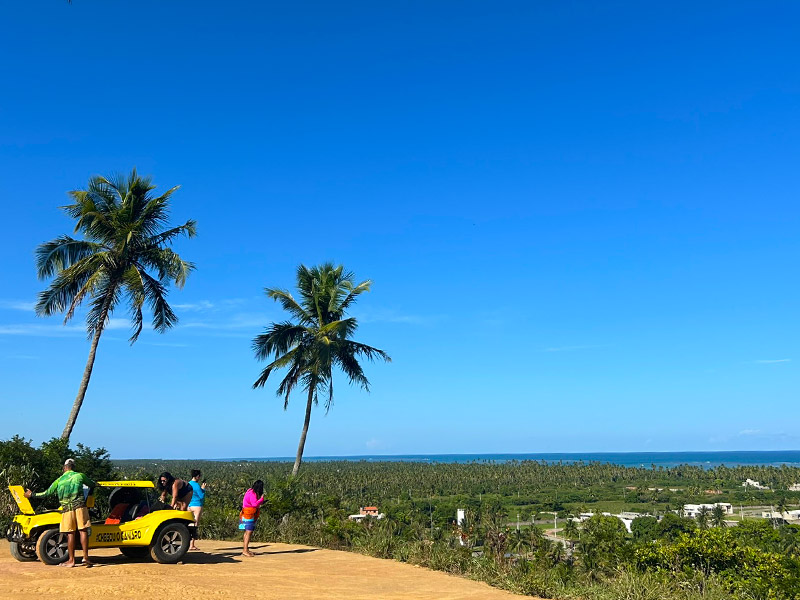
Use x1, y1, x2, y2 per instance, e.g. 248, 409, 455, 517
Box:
6, 481, 196, 565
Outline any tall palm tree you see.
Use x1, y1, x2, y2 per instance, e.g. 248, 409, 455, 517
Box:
711, 505, 727, 528
36, 169, 196, 440
563, 516, 579, 549
252, 263, 390, 476
775, 495, 789, 518
696, 505, 710, 530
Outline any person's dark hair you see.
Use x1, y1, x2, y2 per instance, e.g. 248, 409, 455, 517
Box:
252, 480, 264, 498
157, 472, 175, 492
191, 469, 201, 479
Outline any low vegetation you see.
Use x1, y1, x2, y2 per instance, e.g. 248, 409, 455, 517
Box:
4, 440, 800, 599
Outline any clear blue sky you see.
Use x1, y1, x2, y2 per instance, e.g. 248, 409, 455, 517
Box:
0, 1, 798, 458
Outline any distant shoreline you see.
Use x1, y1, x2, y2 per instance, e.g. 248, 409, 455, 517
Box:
115, 449, 800, 468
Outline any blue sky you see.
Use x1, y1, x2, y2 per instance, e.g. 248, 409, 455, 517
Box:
0, 1, 798, 458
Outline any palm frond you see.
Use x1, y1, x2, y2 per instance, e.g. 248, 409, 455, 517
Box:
138, 248, 195, 287
136, 189, 176, 236
35, 236, 104, 279
337, 279, 372, 313
252, 322, 307, 360
252, 346, 303, 390
334, 345, 370, 391
122, 265, 147, 343
85, 279, 122, 336
318, 317, 359, 340
64, 264, 107, 322
276, 363, 305, 409
344, 340, 392, 363
138, 269, 178, 334
266, 288, 312, 324
148, 220, 197, 246
35, 255, 107, 318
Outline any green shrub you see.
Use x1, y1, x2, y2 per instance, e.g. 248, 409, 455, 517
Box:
0, 436, 113, 531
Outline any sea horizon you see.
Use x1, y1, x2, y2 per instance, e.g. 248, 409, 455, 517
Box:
120, 449, 800, 468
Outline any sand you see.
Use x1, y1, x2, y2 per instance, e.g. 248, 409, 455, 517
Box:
0, 539, 529, 599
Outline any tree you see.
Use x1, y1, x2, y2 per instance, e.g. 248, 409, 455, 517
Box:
655, 512, 696, 540
35, 169, 196, 440
528, 523, 545, 552
775, 495, 789, 518
711, 505, 727, 528
631, 515, 658, 541
252, 263, 390, 476
563, 517, 579, 550
697, 505, 710, 530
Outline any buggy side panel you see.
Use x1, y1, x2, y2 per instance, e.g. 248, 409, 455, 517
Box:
89, 521, 156, 547
88, 511, 195, 547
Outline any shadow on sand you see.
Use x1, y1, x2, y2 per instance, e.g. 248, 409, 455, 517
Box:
81, 544, 316, 566
215, 543, 271, 551
182, 552, 241, 564
84, 551, 241, 567
213, 546, 318, 558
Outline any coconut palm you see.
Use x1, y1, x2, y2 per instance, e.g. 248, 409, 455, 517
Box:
548, 540, 565, 565
252, 263, 390, 476
528, 523, 545, 551
35, 169, 196, 440
776, 495, 789, 518
711, 505, 727, 528
696, 505, 710, 530
563, 517, 579, 549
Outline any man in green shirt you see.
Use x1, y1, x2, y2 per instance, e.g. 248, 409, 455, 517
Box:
25, 458, 96, 567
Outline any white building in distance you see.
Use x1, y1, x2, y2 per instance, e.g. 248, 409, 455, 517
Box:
761, 509, 800, 521
683, 503, 733, 518
742, 479, 770, 490
574, 511, 643, 533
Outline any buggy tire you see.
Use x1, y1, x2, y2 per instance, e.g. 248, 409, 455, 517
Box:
120, 546, 150, 560
149, 522, 190, 564
36, 528, 70, 565
10, 540, 38, 562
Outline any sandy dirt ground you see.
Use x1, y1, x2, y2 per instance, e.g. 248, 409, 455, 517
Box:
0, 539, 529, 599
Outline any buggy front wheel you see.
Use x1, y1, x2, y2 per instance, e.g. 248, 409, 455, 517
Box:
36, 528, 70, 565
10, 540, 38, 562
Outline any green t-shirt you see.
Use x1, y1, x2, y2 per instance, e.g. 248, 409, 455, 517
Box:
34, 470, 96, 511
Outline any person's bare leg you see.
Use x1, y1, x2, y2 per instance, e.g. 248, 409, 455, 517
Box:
242, 530, 254, 556
189, 507, 201, 550
80, 529, 93, 566
61, 532, 76, 567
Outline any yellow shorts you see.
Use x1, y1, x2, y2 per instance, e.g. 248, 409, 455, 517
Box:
60, 507, 90, 532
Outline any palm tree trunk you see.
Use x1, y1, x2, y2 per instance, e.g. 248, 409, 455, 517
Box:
291, 387, 314, 476
61, 299, 111, 441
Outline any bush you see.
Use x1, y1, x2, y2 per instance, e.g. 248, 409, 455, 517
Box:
636, 528, 800, 599
0, 436, 113, 531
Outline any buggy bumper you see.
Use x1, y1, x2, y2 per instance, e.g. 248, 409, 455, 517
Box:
6, 521, 26, 543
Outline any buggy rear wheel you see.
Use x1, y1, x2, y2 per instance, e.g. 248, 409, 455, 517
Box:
149, 522, 190, 564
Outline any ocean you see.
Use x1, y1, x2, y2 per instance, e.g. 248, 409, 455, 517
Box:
222, 450, 800, 468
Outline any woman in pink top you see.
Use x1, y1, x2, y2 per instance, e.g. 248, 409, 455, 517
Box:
239, 480, 265, 557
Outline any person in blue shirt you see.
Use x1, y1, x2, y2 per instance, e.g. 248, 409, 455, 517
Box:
187, 469, 206, 551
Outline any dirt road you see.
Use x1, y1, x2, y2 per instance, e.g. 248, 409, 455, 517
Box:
0, 540, 528, 599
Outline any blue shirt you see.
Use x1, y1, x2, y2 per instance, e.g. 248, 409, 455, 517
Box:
188, 480, 205, 507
